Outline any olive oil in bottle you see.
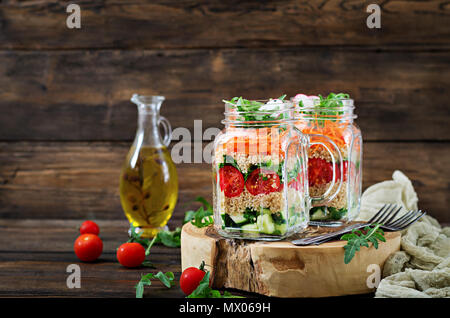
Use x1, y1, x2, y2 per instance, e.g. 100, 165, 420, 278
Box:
120, 95, 178, 238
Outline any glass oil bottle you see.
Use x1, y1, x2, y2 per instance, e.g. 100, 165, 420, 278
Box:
119, 94, 178, 238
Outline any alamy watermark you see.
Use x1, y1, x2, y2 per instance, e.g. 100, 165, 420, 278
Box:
366, 4, 381, 29
66, 4, 81, 29
366, 264, 381, 288
66, 264, 81, 288
66, 4, 380, 30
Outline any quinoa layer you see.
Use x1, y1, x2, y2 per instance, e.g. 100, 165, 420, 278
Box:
309, 145, 348, 162
222, 187, 283, 216
309, 181, 348, 209
216, 151, 300, 215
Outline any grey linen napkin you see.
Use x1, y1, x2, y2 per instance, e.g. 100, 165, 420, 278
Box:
356, 171, 450, 298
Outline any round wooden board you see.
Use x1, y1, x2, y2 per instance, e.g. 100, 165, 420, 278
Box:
181, 222, 401, 297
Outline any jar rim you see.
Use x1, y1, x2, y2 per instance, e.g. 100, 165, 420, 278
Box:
291, 97, 354, 109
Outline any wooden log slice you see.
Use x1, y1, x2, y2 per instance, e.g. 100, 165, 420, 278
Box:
181, 222, 401, 297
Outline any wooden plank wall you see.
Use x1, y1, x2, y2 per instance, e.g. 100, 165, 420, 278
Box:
0, 1, 448, 223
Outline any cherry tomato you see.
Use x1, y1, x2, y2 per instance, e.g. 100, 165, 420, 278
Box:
180, 266, 206, 296
308, 158, 333, 186
219, 166, 244, 198
116, 242, 146, 268
74, 234, 103, 262
245, 168, 281, 195
79, 220, 100, 235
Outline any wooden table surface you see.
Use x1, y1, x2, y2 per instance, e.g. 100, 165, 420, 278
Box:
0, 219, 187, 298
1, 218, 447, 298
0, 218, 376, 298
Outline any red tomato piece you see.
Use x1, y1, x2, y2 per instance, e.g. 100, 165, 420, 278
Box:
335, 160, 352, 182
74, 234, 103, 262
116, 242, 146, 268
219, 166, 244, 198
180, 266, 206, 296
245, 168, 282, 195
79, 220, 100, 235
308, 158, 333, 186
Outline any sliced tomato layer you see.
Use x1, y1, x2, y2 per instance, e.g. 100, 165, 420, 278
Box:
335, 160, 352, 182
219, 166, 244, 198
308, 158, 333, 186
245, 168, 282, 195
309, 158, 351, 186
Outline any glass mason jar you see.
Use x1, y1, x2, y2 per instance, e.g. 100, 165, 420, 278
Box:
292, 94, 362, 222
212, 98, 343, 240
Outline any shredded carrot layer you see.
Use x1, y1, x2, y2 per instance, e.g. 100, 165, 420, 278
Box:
295, 116, 349, 153
220, 126, 290, 156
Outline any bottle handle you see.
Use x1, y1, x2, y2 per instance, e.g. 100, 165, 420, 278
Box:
306, 134, 343, 206
158, 116, 172, 147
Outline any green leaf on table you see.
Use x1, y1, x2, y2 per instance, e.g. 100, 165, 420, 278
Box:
154, 271, 175, 288
187, 271, 243, 298
154, 227, 182, 248
135, 271, 175, 298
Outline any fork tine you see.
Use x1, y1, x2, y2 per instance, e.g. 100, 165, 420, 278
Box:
383, 206, 403, 226
390, 209, 415, 227
395, 210, 422, 228
378, 204, 399, 224
295, 223, 363, 245
368, 204, 390, 223
396, 211, 426, 230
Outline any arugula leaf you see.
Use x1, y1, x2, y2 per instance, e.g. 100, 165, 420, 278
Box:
184, 196, 214, 228
128, 224, 181, 250
340, 224, 386, 264
243, 208, 258, 223
222, 96, 287, 126
297, 92, 351, 125
155, 271, 175, 288
153, 227, 182, 248
127, 224, 152, 247
187, 271, 243, 298
191, 206, 214, 228
135, 271, 175, 298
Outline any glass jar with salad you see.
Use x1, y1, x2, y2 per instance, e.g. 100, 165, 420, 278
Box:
212, 96, 343, 240
292, 93, 363, 223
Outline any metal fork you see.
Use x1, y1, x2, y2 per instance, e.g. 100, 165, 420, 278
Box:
291, 204, 426, 246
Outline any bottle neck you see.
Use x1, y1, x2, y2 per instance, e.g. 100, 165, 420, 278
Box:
135, 111, 163, 147
131, 94, 166, 148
